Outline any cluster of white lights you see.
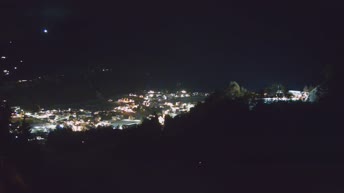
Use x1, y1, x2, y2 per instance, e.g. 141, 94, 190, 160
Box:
117, 98, 135, 103
114, 106, 136, 113
3, 69, 9, 76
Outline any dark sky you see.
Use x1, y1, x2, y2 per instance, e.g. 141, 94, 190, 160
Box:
0, 0, 342, 90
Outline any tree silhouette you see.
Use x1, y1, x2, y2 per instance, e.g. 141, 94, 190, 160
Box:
225, 81, 241, 99
265, 83, 286, 97
139, 114, 161, 137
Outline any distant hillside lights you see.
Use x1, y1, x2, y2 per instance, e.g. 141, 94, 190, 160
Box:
288, 90, 309, 101
263, 90, 310, 103
1, 54, 24, 78
3, 69, 9, 76
102, 68, 110, 72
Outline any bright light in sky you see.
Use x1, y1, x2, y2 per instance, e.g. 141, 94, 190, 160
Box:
43, 28, 48, 33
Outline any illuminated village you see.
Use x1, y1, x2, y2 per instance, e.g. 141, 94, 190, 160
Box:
8, 90, 208, 139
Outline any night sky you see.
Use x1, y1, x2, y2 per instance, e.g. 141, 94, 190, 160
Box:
1, 0, 341, 90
